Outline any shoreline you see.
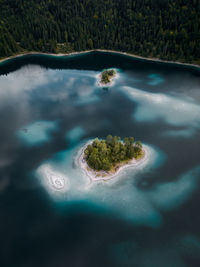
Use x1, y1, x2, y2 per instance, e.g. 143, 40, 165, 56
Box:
0, 49, 199, 70
76, 140, 149, 182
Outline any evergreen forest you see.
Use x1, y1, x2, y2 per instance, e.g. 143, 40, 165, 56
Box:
101, 69, 116, 84
0, 0, 199, 64
84, 135, 143, 171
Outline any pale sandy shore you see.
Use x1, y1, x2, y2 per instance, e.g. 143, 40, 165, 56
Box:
76, 140, 149, 182
96, 49, 200, 69
0, 50, 92, 64
0, 49, 199, 69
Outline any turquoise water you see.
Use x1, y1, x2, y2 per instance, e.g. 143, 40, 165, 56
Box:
17, 120, 58, 146
0, 52, 200, 266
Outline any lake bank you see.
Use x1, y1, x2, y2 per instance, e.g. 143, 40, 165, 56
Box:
0, 49, 199, 70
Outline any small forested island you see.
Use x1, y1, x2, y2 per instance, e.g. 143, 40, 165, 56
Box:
101, 69, 116, 84
97, 69, 117, 87
84, 135, 143, 171
78, 135, 146, 181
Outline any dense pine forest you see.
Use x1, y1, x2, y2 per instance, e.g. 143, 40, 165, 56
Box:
0, 0, 200, 64
84, 136, 143, 171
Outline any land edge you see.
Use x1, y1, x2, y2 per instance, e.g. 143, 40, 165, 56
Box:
0, 49, 199, 69
76, 140, 149, 182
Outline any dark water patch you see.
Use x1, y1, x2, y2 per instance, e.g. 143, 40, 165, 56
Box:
1, 51, 200, 76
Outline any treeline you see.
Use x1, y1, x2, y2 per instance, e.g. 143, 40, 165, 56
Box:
84, 135, 143, 171
0, 0, 200, 64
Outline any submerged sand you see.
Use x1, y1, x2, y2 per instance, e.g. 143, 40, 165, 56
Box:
38, 164, 69, 192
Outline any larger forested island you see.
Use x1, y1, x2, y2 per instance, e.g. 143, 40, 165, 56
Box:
84, 135, 143, 172
0, 0, 199, 65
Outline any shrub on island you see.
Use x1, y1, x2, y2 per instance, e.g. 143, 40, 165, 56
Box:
101, 69, 116, 84
84, 135, 143, 171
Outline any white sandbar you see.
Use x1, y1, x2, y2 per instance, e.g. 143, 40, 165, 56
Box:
37, 164, 69, 192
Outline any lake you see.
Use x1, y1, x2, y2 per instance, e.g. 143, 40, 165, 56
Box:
0, 51, 200, 267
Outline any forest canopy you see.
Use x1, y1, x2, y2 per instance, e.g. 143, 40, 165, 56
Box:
84, 135, 143, 171
0, 0, 199, 64
101, 69, 116, 84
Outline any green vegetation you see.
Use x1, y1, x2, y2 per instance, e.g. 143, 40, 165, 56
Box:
84, 135, 143, 172
101, 69, 116, 84
0, 0, 199, 64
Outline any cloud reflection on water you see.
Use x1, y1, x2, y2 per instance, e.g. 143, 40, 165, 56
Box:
121, 86, 200, 137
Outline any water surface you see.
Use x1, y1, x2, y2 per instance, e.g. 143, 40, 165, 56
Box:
0, 52, 200, 267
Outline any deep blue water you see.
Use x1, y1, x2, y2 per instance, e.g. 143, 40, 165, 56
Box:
0, 51, 200, 267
